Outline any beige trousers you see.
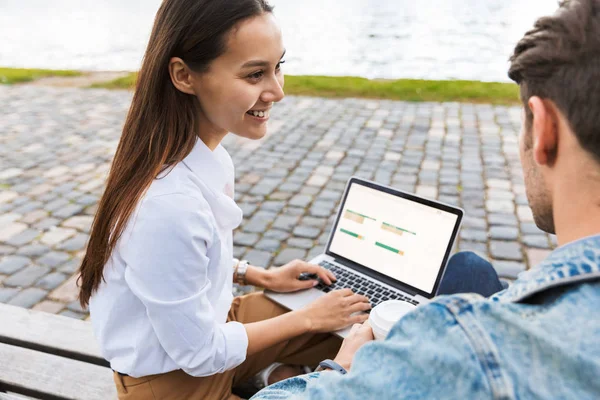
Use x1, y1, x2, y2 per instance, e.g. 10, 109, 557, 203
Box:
113, 292, 342, 400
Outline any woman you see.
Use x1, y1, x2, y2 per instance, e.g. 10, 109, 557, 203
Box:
78, 0, 371, 398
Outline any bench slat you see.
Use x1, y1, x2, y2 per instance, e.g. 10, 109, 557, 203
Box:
0, 343, 116, 400
0, 303, 106, 366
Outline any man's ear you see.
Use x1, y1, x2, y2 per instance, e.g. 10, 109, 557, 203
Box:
528, 96, 558, 167
169, 57, 196, 95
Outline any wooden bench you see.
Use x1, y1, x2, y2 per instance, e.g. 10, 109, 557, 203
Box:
0, 303, 116, 399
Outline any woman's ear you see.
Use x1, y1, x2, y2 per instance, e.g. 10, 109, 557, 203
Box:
169, 57, 196, 95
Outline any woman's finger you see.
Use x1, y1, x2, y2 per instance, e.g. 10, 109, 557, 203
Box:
303, 263, 333, 285
349, 301, 372, 314
350, 313, 370, 324
347, 293, 370, 304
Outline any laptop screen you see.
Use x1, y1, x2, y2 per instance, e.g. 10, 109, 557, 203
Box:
328, 181, 460, 296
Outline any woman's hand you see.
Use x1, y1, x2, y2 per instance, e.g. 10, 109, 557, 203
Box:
298, 288, 371, 333
332, 322, 374, 371
265, 259, 336, 293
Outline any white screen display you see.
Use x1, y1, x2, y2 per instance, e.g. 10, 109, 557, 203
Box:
329, 183, 458, 294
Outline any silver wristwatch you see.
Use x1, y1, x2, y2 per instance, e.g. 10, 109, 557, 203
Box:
234, 259, 249, 285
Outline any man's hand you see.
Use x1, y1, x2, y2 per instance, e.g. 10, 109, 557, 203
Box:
265, 259, 336, 293
332, 322, 374, 371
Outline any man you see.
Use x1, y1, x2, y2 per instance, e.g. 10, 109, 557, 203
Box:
252, 0, 600, 398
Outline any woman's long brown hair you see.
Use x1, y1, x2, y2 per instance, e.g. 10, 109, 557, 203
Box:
78, 0, 273, 308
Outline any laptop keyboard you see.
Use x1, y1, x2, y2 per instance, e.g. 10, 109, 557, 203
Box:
315, 261, 420, 309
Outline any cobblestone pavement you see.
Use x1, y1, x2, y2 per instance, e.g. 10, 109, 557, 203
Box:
0, 85, 556, 319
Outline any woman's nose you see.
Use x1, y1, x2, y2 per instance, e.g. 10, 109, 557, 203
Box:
261, 75, 285, 103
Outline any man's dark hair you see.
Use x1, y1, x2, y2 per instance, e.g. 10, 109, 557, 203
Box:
508, 0, 600, 157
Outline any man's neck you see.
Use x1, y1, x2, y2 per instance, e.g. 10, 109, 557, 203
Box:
553, 186, 600, 247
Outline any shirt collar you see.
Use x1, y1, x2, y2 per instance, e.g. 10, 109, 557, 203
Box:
182, 138, 228, 194
494, 234, 600, 303
181, 137, 242, 232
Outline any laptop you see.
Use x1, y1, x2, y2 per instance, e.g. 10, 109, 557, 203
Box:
265, 177, 464, 338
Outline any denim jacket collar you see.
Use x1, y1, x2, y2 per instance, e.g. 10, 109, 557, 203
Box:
494, 234, 600, 303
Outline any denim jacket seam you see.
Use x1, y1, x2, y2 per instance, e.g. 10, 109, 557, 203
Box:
443, 298, 516, 400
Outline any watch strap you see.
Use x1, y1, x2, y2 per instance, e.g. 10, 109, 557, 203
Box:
316, 359, 347, 375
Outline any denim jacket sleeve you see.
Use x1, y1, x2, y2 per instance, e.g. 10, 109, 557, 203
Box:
252, 301, 494, 400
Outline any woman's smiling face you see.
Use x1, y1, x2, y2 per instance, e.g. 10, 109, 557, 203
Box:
171, 12, 285, 147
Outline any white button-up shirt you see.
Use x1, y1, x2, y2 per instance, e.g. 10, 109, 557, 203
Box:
89, 138, 248, 378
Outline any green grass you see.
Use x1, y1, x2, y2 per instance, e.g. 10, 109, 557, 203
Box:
0, 67, 81, 84
1, 67, 519, 104
91, 72, 519, 104
90, 73, 137, 89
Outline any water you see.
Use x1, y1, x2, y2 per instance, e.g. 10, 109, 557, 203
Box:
0, 0, 558, 82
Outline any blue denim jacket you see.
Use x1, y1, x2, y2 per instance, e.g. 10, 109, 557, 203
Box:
252, 235, 600, 400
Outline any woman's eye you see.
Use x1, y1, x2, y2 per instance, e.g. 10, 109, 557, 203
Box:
248, 71, 264, 80
276, 60, 286, 71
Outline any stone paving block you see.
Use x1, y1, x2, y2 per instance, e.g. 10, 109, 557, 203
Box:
53, 203, 85, 219
37, 251, 71, 268
520, 223, 546, 235
516, 205, 535, 223
0, 255, 30, 274
490, 241, 523, 261
75, 194, 98, 206
241, 217, 270, 233
245, 249, 272, 268
289, 195, 312, 208
46, 198, 70, 212
0, 245, 16, 255
274, 248, 308, 266
300, 186, 320, 196
486, 200, 514, 214
21, 209, 48, 224
415, 186, 438, 199
4, 265, 51, 287
34, 217, 61, 230
58, 259, 81, 274
0, 222, 28, 241
233, 246, 247, 259
264, 229, 291, 241
272, 215, 300, 231
293, 226, 321, 239
460, 229, 488, 243
35, 272, 69, 290
522, 235, 551, 249
57, 234, 88, 251
5, 229, 41, 247
0, 287, 20, 303
255, 238, 281, 252
488, 213, 518, 226
458, 241, 488, 256
287, 238, 315, 249
40, 227, 77, 246
32, 300, 66, 314
493, 261, 526, 279
233, 232, 259, 247
306, 175, 328, 187
59, 310, 87, 320
67, 300, 87, 313
49, 274, 79, 303
488, 226, 519, 241
8, 288, 48, 308
0, 213, 21, 227
0, 191, 18, 204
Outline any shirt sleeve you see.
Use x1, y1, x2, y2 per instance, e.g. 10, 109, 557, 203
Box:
251, 302, 492, 400
120, 193, 248, 377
